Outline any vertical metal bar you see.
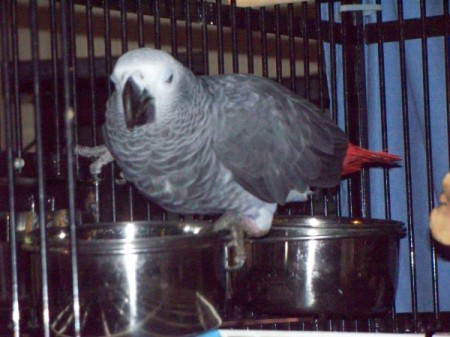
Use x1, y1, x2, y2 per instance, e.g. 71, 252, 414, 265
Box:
327, 319, 333, 331
66, 0, 80, 214
312, 1, 326, 214
49, 0, 62, 176
230, 0, 239, 73
86, 0, 97, 146
103, 0, 112, 96
0, 2, 20, 336
375, 0, 392, 226
153, 0, 161, 49
245, 7, 254, 74
328, 3, 338, 123
86, 0, 102, 223
287, 3, 296, 93
419, 1, 434, 211
341, 0, 370, 218
216, 0, 224, 74
169, 0, 178, 58
444, 4, 450, 327
375, 0, 396, 330
120, 0, 128, 53
10, 0, 22, 158
7, 1, 23, 316
339, 1, 353, 217
324, 2, 339, 217
397, 0, 418, 329
146, 0, 155, 221
128, 188, 134, 221
274, 5, 282, 83
419, 0, 440, 327
300, 2, 310, 100
315, 1, 326, 111
103, 0, 116, 222
137, 0, 144, 47
137, 0, 148, 218
29, 0, 51, 336
68, 0, 78, 138
118, 0, 133, 220
259, 7, 268, 78
200, 0, 209, 75
185, 0, 193, 69
60, 0, 81, 334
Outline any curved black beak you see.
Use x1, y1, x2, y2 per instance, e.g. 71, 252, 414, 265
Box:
122, 77, 155, 130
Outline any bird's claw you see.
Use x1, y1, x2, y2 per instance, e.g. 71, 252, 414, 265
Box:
75, 145, 115, 179
89, 161, 103, 178
213, 212, 246, 271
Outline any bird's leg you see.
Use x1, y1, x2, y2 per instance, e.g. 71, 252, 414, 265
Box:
75, 144, 108, 158
75, 145, 114, 178
213, 212, 247, 271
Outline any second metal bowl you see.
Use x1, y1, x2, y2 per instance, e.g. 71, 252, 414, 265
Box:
230, 216, 405, 317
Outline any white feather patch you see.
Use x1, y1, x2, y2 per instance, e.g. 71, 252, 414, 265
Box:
286, 189, 312, 202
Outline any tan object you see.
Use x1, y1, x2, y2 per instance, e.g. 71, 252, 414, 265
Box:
429, 173, 450, 245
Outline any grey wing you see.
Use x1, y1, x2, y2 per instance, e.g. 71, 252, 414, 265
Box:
206, 74, 348, 205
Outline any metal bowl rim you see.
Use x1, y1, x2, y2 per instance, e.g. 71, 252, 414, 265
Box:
273, 215, 404, 228
259, 215, 406, 240
22, 220, 232, 254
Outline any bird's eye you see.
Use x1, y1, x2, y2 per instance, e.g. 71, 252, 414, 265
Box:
166, 74, 173, 84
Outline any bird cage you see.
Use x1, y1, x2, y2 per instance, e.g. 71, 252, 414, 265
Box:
0, 0, 449, 336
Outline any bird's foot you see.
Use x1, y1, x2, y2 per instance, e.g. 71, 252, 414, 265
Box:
75, 145, 114, 179
213, 212, 248, 271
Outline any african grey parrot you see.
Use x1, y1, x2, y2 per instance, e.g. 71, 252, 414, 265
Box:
76, 48, 399, 239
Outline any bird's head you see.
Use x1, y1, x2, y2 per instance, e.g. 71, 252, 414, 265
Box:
111, 48, 189, 131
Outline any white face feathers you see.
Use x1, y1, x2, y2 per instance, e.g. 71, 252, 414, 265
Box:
111, 48, 186, 128
112, 48, 181, 90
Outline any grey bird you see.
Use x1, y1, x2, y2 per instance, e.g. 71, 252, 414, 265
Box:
76, 48, 398, 242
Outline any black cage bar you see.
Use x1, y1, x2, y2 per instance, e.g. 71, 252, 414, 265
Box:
0, 0, 449, 336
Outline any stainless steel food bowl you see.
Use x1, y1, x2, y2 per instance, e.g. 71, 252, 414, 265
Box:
230, 216, 405, 317
23, 221, 232, 337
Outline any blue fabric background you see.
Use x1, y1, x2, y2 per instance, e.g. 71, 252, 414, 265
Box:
198, 330, 221, 337
322, 0, 449, 313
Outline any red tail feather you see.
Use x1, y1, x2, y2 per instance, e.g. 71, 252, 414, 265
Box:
341, 143, 401, 176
